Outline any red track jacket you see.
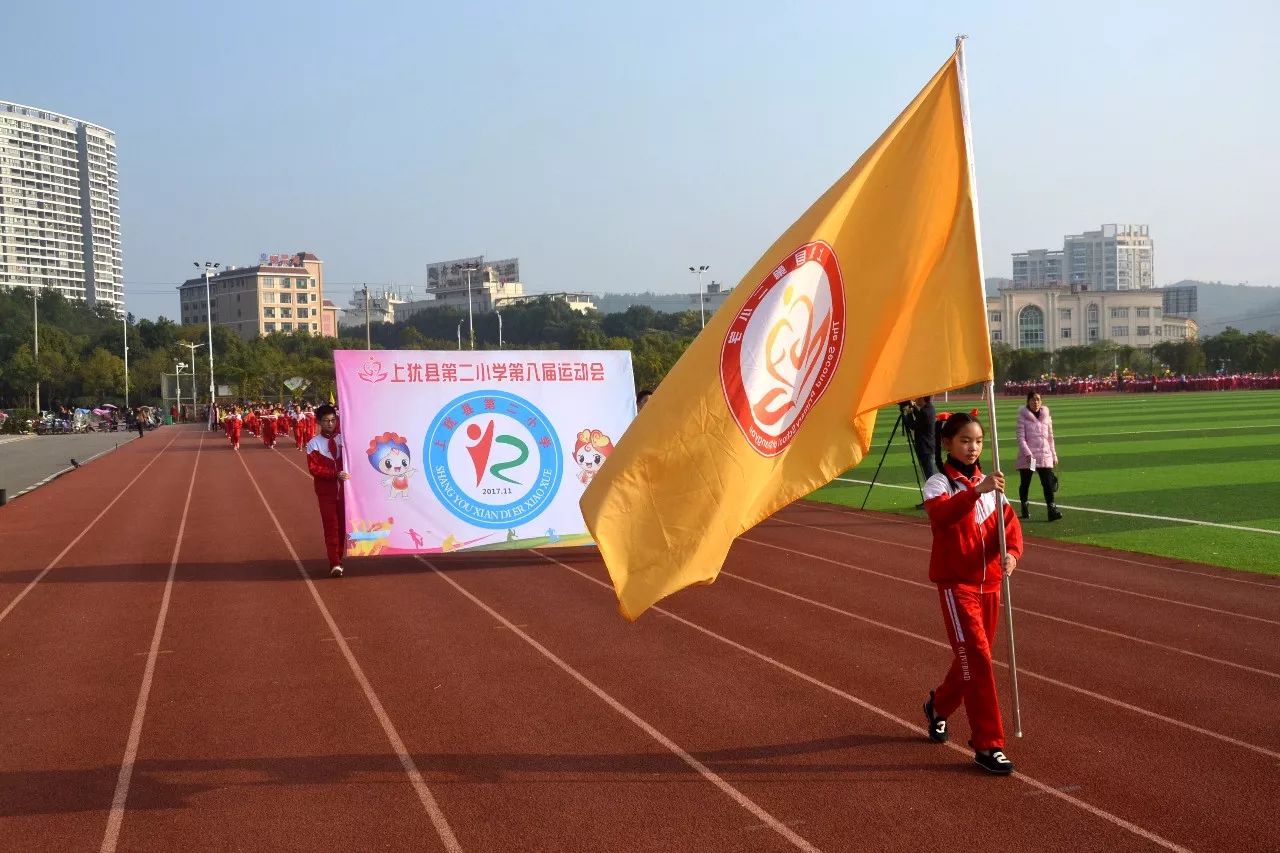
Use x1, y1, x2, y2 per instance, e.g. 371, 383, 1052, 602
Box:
922, 462, 1023, 593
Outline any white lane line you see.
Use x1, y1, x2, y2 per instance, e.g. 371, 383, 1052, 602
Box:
768, 515, 1280, 626
0, 430, 182, 626
533, 552, 1192, 853
237, 451, 463, 853
796, 501, 1280, 590
829, 476, 1280, 535
100, 432, 203, 852
746, 529, 1280, 679
719, 560, 1280, 762
414, 555, 823, 853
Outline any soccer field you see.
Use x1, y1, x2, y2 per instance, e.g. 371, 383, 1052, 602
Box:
808, 390, 1280, 575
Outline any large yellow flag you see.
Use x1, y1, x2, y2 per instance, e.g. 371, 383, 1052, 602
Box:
582, 48, 993, 620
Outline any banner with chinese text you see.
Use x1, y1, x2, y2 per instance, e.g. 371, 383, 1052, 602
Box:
334, 350, 635, 556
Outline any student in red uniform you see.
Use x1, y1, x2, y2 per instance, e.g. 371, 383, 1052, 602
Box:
261, 410, 276, 448
225, 410, 242, 450
306, 404, 348, 577
276, 410, 290, 446
920, 411, 1024, 775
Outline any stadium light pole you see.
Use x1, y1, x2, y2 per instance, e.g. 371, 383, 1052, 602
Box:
689, 265, 709, 329
195, 261, 220, 427
496, 309, 503, 349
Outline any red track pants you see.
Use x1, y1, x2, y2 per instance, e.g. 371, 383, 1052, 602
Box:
314, 482, 346, 569
933, 585, 1005, 751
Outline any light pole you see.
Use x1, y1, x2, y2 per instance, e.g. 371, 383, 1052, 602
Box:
453, 262, 479, 349
123, 312, 129, 410
194, 261, 220, 426
496, 309, 503, 349
456, 320, 463, 351
689, 265, 709, 329
362, 284, 371, 350
175, 361, 188, 422
180, 342, 206, 422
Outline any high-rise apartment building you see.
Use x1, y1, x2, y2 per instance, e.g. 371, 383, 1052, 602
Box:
1012, 224, 1154, 292
0, 102, 122, 310
178, 252, 326, 340
1064, 224, 1153, 291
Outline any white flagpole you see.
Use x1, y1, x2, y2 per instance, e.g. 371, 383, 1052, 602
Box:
955, 34, 1023, 738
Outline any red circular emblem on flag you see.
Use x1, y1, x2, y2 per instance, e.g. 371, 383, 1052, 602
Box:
719, 241, 845, 457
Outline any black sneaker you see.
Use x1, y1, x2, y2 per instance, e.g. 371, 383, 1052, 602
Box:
923, 691, 948, 743
974, 748, 1015, 775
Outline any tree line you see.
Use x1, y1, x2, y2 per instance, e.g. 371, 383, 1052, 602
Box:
4, 286, 1277, 413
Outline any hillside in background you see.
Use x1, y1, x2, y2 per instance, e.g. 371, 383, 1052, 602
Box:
1169, 281, 1280, 335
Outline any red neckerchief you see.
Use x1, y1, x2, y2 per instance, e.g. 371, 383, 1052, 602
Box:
942, 461, 983, 491
324, 432, 342, 467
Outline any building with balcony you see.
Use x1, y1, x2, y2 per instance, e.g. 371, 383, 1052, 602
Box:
0, 102, 122, 310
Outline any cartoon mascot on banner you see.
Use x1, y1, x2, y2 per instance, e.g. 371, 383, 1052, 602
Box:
573, 428, 614, 485
366, 432, 416, 500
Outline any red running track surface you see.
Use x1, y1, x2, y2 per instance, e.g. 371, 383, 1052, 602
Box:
0, 425, 1276, 852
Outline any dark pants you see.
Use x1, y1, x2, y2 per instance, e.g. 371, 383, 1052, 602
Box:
1019, 467, 1056, 507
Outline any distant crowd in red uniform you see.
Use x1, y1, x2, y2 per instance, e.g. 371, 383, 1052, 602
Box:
217, 402, 321, 452
1004, 370, 1280, 397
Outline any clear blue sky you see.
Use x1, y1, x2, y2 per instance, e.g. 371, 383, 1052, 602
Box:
6, 0, 1277, 320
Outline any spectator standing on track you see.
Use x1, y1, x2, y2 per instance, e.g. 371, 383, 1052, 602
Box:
1015, 391, 1061, 522
920, 412, 1023, 775
306, 404, 348, 578
132, 407, 145, 439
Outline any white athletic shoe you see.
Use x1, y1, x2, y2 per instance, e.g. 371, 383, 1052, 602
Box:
330, 565, 344, 578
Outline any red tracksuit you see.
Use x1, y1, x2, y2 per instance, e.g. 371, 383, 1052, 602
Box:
922, 462, 1024, 751
225, 414, 242, 449
262, 416, 276, 447
306, 432, 346, 569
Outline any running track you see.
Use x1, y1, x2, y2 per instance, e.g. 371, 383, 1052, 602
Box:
0, 426, 1276, 852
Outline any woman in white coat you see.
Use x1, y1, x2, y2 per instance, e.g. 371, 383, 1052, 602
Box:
1015, 391, 1062, 521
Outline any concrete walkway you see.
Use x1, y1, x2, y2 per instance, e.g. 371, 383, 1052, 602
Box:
0, 428, 147, 501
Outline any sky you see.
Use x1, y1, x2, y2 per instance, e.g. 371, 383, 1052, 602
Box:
6, 0, 1278, 320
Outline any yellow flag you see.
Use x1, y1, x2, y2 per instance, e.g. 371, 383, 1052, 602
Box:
581, 49, 993, 620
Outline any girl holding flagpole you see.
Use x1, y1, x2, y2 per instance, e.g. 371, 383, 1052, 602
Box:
920, 412, 1023, 774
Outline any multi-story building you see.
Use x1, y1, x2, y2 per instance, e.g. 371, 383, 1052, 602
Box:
1012, 224, 1154, 293
986, 283, 1195, 352
1063, 224, 1153, 291
424, 256, 525, 313
177, 252, 326, 340
0, 101, 122, 310
1011, 249, 1064, 288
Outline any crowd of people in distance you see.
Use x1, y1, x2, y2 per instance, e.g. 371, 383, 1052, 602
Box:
1003, 370, 1280, 397
212, 402, 325, 452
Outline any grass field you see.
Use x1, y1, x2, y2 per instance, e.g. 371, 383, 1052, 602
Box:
807, 389, 1280, 575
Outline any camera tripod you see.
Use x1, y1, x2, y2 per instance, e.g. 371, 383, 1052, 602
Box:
860, 410, 925, 509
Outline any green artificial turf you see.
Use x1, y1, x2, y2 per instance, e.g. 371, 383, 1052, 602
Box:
807, 390, 1280, 575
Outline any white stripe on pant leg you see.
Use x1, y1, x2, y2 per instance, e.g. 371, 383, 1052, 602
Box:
945, 590, 965, 643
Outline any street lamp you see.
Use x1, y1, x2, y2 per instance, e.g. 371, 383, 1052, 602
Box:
456, 319, 463, 351
175, 361, 188, 422
123, 312, 129, 410
180, 342, 206, 423
194, 261, 220, 426
496, 309, 503, 349
689, 265, 709, 329
452, 262, 480, 349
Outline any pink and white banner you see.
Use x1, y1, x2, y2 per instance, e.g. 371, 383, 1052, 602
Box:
333, 350, 635, 556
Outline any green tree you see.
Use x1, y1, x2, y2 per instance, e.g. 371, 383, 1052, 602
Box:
80, 347, 125, 399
